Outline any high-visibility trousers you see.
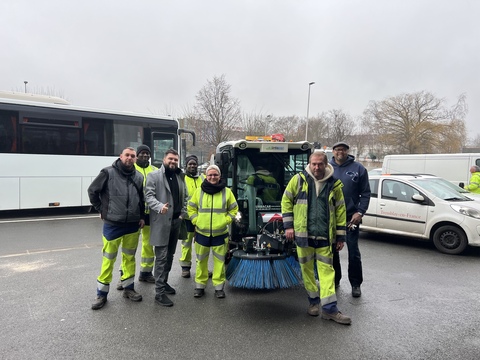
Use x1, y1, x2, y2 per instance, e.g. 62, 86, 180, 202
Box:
194, 238, 227, 290
96, 230, 140, 296
179, 231, 195, 268
296, 245, 337, 306
140, 225, 154, 273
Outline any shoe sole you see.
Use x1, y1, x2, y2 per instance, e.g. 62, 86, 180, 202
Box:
321, 314, 351, 325
123, 293, 143, 302
91, 299, 107, 310
139, 278, 155, 283
155, 299, 174, 307
181, 274, 191, 278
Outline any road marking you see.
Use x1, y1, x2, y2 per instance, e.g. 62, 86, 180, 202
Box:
0, 215, 98, 224
0, 243, 100, 259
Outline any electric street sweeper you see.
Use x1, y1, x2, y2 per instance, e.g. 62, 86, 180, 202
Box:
213, 135, 315, 289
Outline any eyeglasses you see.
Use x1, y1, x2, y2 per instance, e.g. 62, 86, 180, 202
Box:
333, 148, 348, 152
207, 174, 219, 177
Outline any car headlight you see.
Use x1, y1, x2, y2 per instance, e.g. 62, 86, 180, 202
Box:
451, 204, 480, 219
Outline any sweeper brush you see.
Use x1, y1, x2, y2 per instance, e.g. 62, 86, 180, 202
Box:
226, 233, 302, 289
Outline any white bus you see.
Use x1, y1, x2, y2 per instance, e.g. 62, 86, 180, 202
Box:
0, 91, 195, 211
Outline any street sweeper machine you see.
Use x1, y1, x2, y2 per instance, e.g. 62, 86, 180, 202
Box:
213, 136, 315, 290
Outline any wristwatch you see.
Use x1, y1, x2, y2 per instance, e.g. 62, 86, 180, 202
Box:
357, 211, 363, 217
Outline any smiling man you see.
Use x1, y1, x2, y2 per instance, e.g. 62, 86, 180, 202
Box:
330, 141, 371, 298
145, 149, 187, 307
88, 147, 146, 310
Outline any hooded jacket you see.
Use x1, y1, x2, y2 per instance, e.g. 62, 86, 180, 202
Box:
281, 163, 347, 247
330, 154, 371, 219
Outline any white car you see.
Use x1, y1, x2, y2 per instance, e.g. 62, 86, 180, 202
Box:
362, 174, 480, 254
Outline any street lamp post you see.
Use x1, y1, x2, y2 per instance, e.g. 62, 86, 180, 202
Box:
265, 114, 272, 135
24, 81, 28, 93
305, 81, 315, 141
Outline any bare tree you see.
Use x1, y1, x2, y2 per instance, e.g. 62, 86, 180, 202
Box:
307, 114, 329, 147
326, 109, 356, 145
273, 115, 302, 141
240, 111, 270, 136
194, 74, 241, 146
363, 91, 467, 154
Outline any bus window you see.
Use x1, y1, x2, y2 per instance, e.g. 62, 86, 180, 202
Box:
152, 132, 176, 168
0, 111, 16, 152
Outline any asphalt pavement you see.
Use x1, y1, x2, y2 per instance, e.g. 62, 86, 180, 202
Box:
1, 210, 480, 359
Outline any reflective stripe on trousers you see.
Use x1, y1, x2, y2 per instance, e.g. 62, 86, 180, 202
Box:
96, 230, 140, 296
296, 245, 337, 306
194, 238, 227, 290
140, 225, 154, 273
179, 231, 195, 268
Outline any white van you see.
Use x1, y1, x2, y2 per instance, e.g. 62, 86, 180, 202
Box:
382, 153, 480, 187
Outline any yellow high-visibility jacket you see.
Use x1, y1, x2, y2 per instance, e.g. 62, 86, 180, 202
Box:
188, 187, 238, 237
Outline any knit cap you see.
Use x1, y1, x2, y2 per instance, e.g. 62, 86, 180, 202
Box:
185, 154, 199, 165
136, 144, 151, 156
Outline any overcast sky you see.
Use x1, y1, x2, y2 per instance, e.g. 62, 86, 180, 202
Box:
2, 0, 479, 140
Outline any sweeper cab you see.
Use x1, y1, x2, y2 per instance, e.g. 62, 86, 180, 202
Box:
214, 136, 314, 289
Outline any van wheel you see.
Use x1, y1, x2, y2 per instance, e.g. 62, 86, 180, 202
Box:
432, 225, 467, 255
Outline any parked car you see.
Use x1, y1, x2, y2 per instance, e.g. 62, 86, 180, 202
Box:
363, 174, 480, 255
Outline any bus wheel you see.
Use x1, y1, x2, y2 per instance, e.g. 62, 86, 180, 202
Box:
432, 225, 467, 255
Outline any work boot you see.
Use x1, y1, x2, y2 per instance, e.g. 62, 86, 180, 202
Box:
181, 268, 191, 278
352, 286, 361, 298
116, 280, 123, 291
123, 288, 143, 302
194, 288, 205, 298
155, 294, 173, 307
139, 274, 155, 283
307, 304, 320, 316
321, 311, 352, 325
165, 283, 176, 295
215, 290, 226, 298
117, 269, 124, 290
91, 296, 107, 310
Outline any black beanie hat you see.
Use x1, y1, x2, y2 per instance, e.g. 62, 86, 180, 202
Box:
136, 145, 151, 156
185, 154, 199, 165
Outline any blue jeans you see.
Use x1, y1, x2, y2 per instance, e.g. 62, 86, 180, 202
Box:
333, 224, 363, 287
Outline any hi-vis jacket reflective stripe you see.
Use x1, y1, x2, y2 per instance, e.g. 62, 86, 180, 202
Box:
187, 187, 238, 237
184, 174, 205, 220
281, 171, 347, 248
134, 162, 157, 214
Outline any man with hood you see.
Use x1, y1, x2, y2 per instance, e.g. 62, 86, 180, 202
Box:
282, 151, 350, 324
179, 154, 205, 278
330, 141, 371, 298
88, 146, 145, 310
145, 148, 187, 307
